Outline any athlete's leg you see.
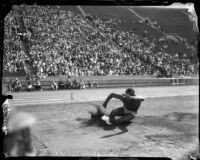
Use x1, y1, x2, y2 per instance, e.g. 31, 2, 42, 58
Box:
109, 107, 125, 124
114, 113, 134, 124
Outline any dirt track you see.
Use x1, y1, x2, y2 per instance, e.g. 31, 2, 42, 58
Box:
10, 85, 198, 106
13, 86, 199, 159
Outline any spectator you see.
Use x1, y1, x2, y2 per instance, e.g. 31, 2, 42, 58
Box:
34, 79, 42, 91
13, 78, 22, 92
65, 79, 72, 89
58, 79, 65, 89
88, 81, 93, 88
2, 95, 12, 135
26, 81, 33, 91
31, 74, 36, 81
72, 78, 80, 89
93, 81, 98, 88
26, 73, 31, 81
7, 79, 13, 93
80, 79, 86, 89
50, 81, 58, 90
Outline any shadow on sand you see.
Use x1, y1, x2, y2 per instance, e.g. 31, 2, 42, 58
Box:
76, 117, 132, 138
76, 111, 198, 139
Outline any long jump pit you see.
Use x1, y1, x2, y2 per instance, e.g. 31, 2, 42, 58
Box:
10, 86, 199, 159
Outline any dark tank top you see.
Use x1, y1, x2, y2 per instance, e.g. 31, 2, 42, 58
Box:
123, 95, 142, 112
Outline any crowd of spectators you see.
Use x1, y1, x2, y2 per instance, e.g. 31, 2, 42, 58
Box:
4, 5, 199, 78
7, 76, 97, 92
7, 77, 42, 92
57, 78, 90, 90
7, 78, 23, 92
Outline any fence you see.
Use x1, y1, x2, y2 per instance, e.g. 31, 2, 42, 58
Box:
2, 77, 199, 91
95, 78, 199, 88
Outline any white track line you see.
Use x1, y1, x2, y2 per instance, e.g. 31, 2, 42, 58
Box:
11, 94, 198, 106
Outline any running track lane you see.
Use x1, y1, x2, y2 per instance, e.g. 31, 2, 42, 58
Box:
9, 86, 198, 106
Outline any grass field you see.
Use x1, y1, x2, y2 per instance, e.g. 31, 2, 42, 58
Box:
13, 86, 199, 159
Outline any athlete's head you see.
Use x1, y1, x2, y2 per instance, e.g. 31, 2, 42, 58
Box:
125, 88, 135, 96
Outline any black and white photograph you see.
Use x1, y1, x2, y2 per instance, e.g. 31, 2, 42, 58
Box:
1, 1, 199, 159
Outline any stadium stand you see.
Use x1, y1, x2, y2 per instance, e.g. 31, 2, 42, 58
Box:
3, 5, 199, 83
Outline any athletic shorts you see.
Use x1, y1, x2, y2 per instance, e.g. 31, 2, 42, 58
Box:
123, 107, 137, 116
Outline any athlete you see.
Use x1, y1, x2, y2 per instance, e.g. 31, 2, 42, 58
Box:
101, 88, 145, 125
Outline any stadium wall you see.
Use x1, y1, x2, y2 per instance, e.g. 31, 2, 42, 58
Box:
2, 77, 199, 90
96, 78, 199, 88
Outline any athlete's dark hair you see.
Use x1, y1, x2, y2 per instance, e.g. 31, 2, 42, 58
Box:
125, 88, 135, 96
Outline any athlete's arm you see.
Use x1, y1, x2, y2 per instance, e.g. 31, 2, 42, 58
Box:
133, 94, 145, 101
103, 93, 126, 108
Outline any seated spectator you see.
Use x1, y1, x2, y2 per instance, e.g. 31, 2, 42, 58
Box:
7, 79, 13, 93
58, 79, 65, 89
13, 78, 22, 92
17, 82, 22, 92
80, 79, 86, 89
26, 73, 31, 81
26, 81, 33, 91
93, 81, 98, 88
88, 81, 93, 88
34, 79, 42, 91
65, 79, 72, 89
50, 81, 58, 90
13, 78, 18, 90
31, 74, 36, 81
72, 78, 80, 89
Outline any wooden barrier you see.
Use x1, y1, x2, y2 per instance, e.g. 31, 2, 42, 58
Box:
186, 78, 199, 85
2, 77, 199, 91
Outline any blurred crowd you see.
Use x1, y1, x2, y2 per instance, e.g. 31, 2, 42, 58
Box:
2, 85, 36, 157
4, 5, 199, 78
7, 76, 98, 92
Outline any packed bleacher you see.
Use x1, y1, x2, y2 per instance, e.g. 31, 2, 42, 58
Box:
4, 5, 199, 80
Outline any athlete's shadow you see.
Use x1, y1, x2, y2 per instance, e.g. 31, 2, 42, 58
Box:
100, 122, 131, 138
78, 104, 132, 138
79, 117, 131, 138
